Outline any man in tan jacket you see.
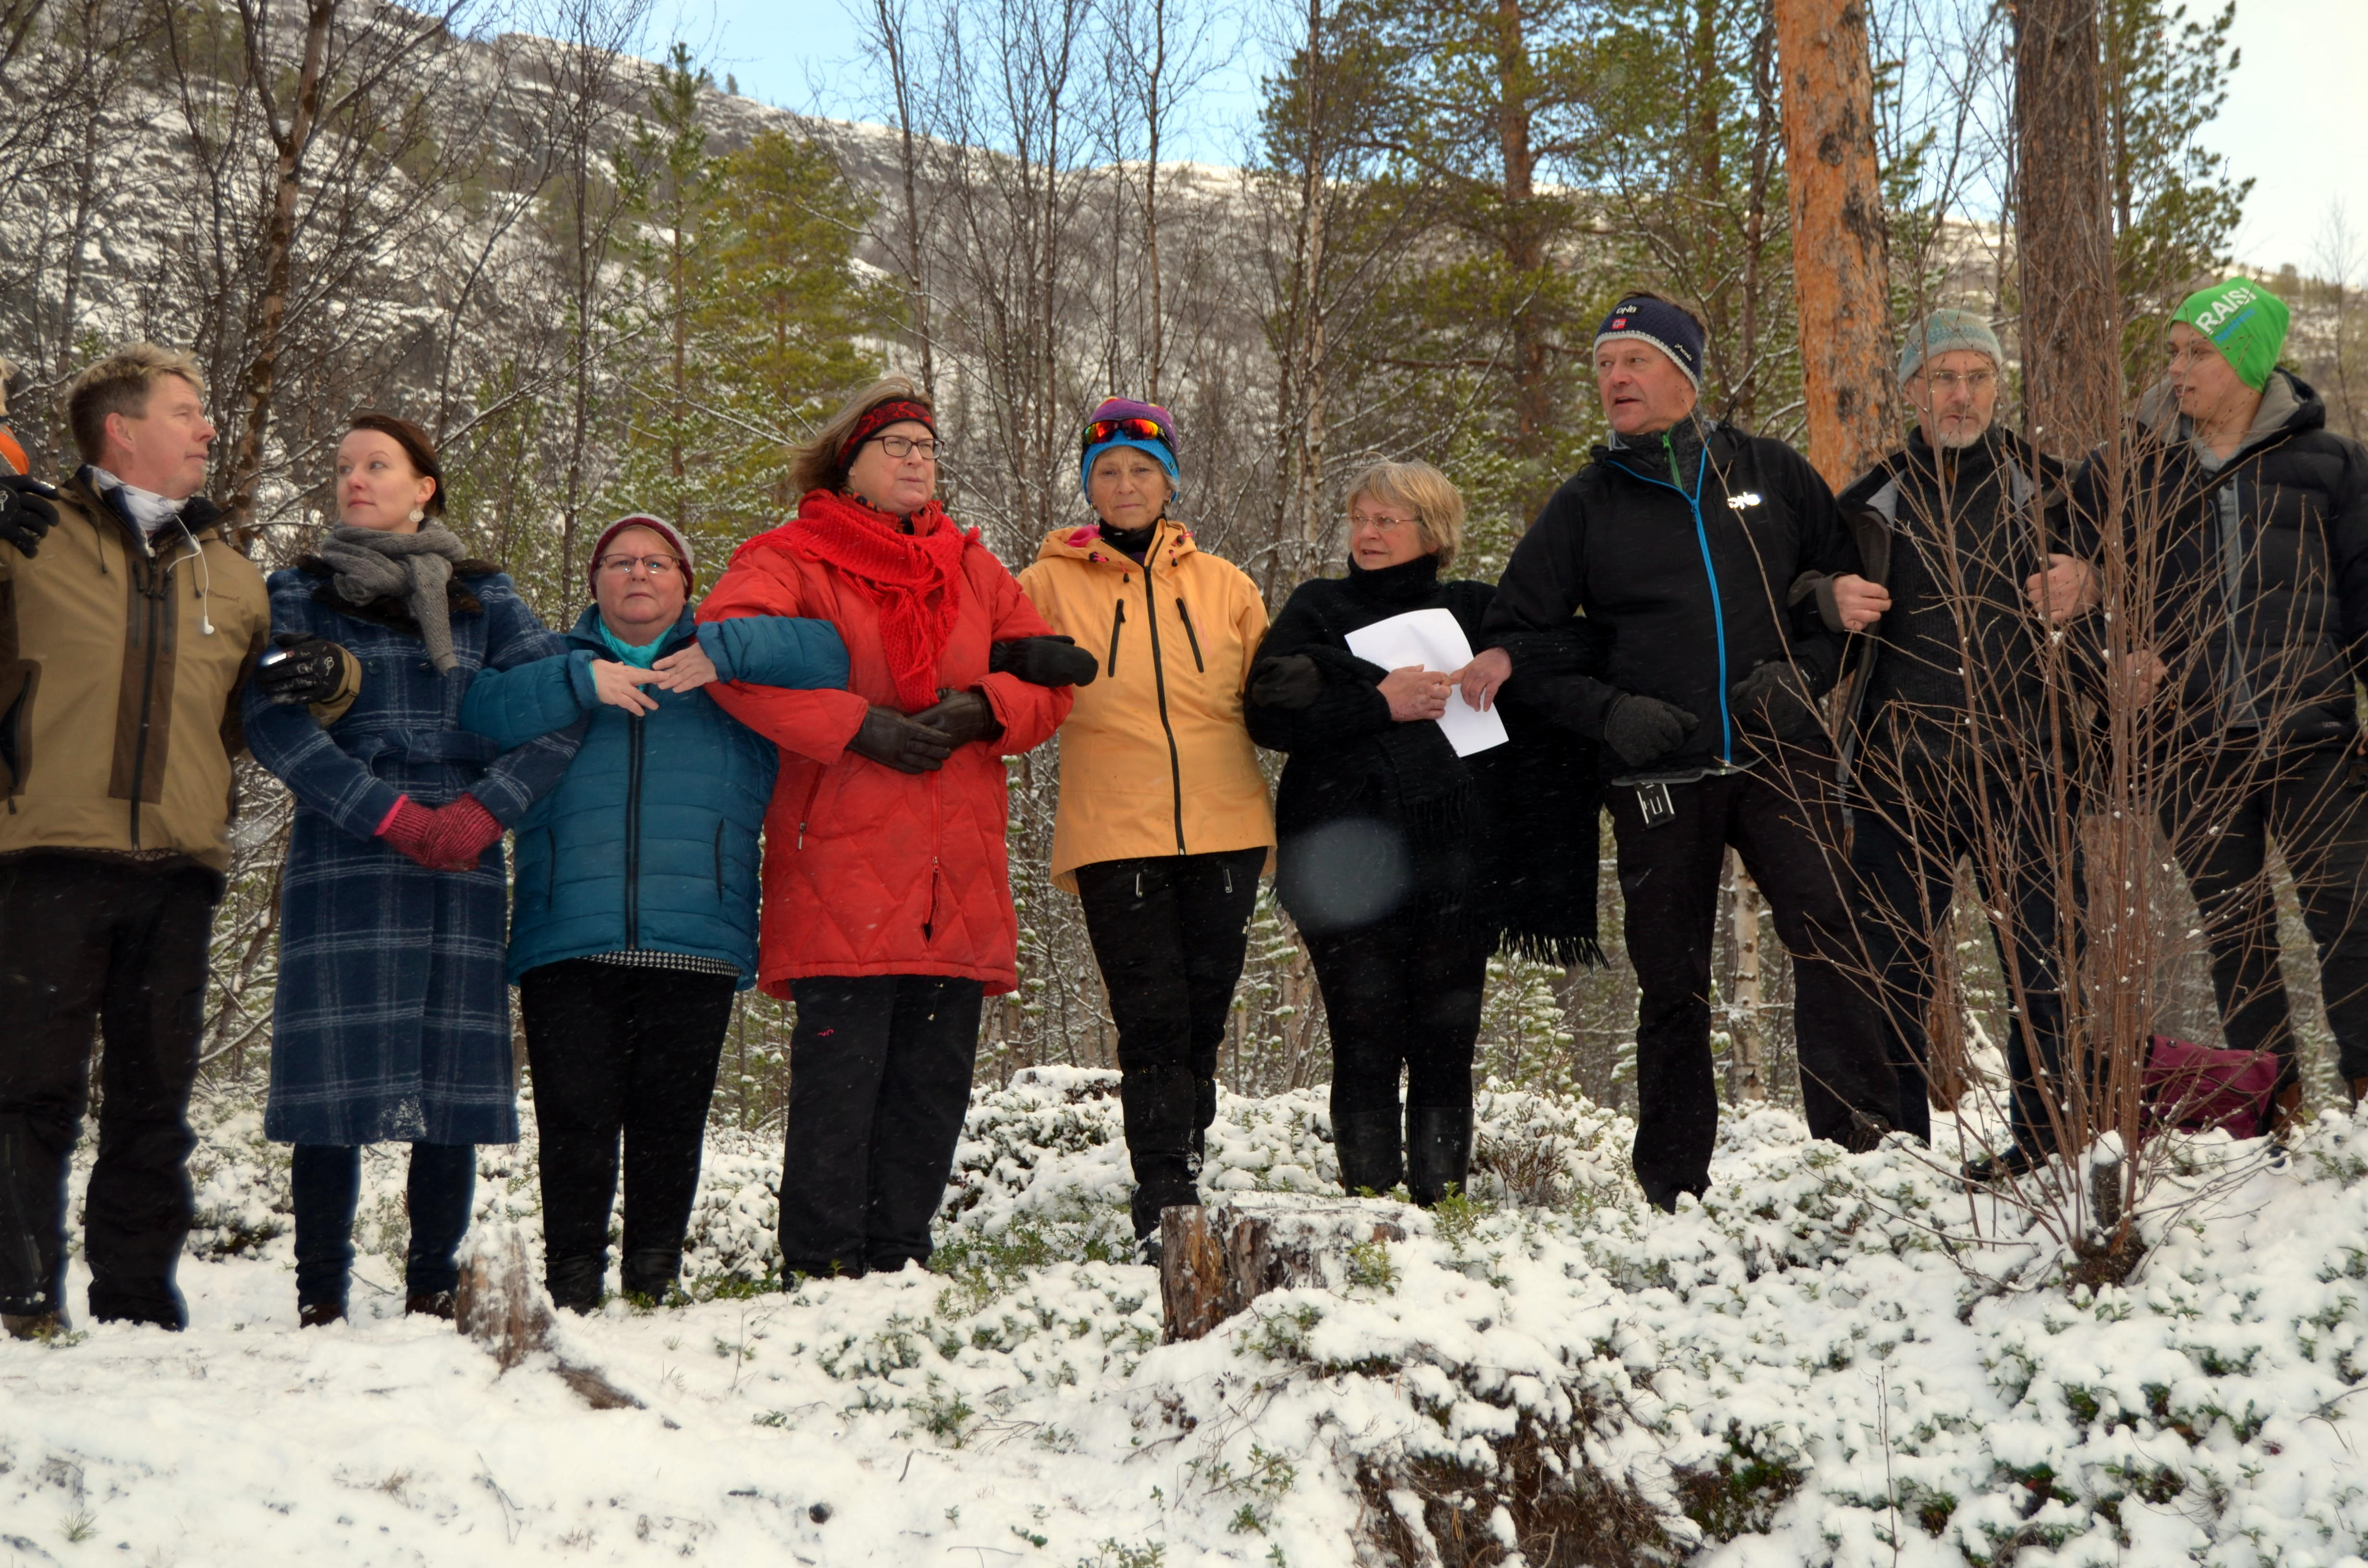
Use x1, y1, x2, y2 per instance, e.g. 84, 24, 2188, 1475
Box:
0, 345, 274, 1335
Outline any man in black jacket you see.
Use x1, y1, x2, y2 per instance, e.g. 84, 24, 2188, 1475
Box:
2076, 280, 2368, 1127
1811, 310, 2090, 1179
1474, 292, 1897, 1209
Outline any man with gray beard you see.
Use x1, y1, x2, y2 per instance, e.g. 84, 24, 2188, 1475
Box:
1811, 311, 2093, 1180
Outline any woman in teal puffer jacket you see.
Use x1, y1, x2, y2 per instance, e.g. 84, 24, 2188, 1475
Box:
461, 514, 847, 1309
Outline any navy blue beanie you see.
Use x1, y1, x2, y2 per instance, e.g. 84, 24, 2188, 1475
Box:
1595, 296, 1705, 390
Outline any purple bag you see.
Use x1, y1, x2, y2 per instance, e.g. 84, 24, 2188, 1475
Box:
2142, 1033, 2281, 1139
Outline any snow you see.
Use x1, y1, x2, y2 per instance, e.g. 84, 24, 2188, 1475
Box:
8, 1074, 2368, 1565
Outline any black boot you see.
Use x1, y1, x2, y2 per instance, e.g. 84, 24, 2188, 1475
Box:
1406, 1105, 1474, 1209
546, 1254, 606, 1314
619, 1250, 682, 1305
1129, 1156, 1198, 1245
1333, 1109, 1404, 1197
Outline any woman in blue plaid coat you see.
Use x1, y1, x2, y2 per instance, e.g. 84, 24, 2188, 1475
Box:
244, 413, 581, 1327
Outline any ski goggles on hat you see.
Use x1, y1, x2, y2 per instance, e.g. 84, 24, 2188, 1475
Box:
1082, 415, 1175, 452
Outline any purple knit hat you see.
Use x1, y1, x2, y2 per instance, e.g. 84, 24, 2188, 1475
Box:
1078, 397, 1181, 500
588, 513, 697, 592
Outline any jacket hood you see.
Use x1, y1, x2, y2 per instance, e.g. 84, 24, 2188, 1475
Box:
2135, 366, 2323, 462
1840, 423, 2053, 510
1033, 517, 1203, 571
563, 602, 698, 653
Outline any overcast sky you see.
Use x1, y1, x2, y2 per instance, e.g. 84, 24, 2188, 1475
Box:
671, 0, 2367, 280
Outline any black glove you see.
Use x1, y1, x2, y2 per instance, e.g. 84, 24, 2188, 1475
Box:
910, 688, 1001, 746
1601, 692, 1698, 769
254, 632, 349, 707
847, 705, 957, 773
1248, 654, 1324, 710
1729, 661, 1824, 744
989, 635, 1099, 687
0, 475, 60, 556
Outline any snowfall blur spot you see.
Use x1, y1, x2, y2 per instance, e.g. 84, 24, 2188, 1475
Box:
1275, 817, 1409, 931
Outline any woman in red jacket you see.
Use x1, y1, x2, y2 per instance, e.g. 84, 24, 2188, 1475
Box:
698, 377, 1072, 1280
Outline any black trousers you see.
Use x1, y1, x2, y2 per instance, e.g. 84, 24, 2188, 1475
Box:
290, 1141, 476, 1307
2161, 743, 2368, 1086
1304, 897, 1491, 1124
1075, 848, 1264, 1234
1850, 778, 2072, 1152
520, 959, 736, 1292
0, 854, 218, 1326
778, 974, 983, 1278
1609, 761, 1899, 1208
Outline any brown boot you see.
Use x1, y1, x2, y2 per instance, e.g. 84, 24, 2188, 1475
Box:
2351, 1078, 2368, 1110
2269, 1082, 2305, 1142
2, 1309, 68, 1342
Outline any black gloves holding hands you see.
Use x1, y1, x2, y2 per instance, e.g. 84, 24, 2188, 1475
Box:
1729, 661, 1824, 744
848, 689, 1003, 773
849, 706, 958, 773
1599, 662, 1823, 771
910, 688, 1001, 747
254, 633, 351, 707
989, 635, 1098, 687
1602, 693, 1698, 770
0, 475, 59, 556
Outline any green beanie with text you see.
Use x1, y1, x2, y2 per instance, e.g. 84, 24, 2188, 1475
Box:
2172, 278, 2290, 391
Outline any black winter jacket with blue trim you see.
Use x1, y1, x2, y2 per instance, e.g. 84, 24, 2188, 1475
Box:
1480, 418, 1858, 775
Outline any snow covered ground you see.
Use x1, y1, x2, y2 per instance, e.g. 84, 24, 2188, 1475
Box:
6, 1070, 2368, 1566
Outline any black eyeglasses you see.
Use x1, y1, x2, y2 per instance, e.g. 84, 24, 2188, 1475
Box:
867, 434, 943, 460
1082, 416, 1173, 452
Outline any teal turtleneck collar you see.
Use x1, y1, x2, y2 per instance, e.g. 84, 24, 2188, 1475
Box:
597, 617, 671, 668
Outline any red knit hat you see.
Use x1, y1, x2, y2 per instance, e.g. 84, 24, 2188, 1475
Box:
588, 514, 697, 592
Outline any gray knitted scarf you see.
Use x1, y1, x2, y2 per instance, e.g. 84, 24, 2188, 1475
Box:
317, 521, 471, 672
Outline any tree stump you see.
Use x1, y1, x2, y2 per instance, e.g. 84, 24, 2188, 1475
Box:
1159, 1195, 1408, 1342
454, 1224, 643, 1410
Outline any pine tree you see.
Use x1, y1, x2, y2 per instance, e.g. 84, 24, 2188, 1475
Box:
2102, 0, 2251, 387
609, 50, 897, 549
614, 43, 722, 538
696, 131, 898, 535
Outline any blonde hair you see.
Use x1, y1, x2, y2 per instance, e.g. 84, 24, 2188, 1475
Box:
67, 344, 206, 466
1345, 460, 1466, 570
788, 373, 934, 498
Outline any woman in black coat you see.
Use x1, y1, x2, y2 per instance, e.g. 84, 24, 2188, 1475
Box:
1246, 461, 1597, 1205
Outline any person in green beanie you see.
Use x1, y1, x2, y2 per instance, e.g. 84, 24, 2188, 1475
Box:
2069, 277, 2368, 1133
2171, 278, 2291, 397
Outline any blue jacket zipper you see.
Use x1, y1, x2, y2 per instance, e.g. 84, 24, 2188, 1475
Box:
1626, 446, 1731, 762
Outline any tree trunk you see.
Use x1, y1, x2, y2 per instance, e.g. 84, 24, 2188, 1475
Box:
223, 0, 336, 545
875, 0, 937, 400
1141, 0, 1168, 400
1773, 0, 1894, 488
1492, 0, 1550, 469
1732, 0, 1780, 427
1160, 1198, 1407, 1341
2014, 0, 2121, 459
1726, 853, 1767, 1102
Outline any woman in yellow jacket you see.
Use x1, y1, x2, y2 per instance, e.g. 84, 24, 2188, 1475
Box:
1016, 399, 1275, 1258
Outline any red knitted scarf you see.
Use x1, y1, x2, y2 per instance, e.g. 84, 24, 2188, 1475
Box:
785, 488, 972, 710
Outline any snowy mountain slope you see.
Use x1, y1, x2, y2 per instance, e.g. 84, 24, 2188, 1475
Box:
6, 1074, 2368, 1566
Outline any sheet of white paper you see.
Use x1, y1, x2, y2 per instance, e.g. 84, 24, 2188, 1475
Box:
1342, 606, 1510, 757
